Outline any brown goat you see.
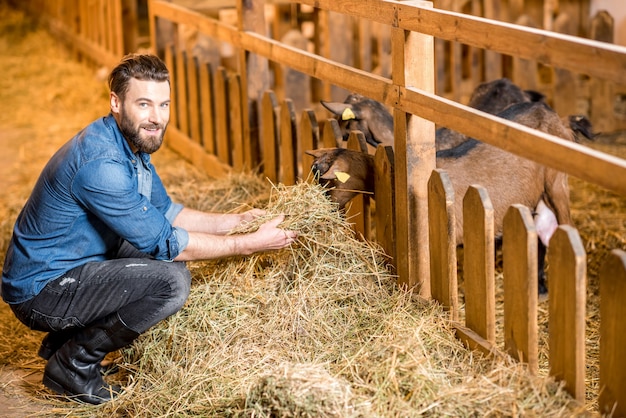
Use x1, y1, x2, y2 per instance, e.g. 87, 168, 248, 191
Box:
308, 101, 587, 294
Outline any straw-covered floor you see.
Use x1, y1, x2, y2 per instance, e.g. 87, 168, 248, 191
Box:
0, 2, 624, 417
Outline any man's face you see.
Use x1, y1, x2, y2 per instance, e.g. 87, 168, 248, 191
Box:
111, 78, 170, 154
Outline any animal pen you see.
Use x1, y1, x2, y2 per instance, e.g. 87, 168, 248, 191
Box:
14, 0, 626, 415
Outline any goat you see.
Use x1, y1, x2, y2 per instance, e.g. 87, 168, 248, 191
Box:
321, 78, 545, 151
307, 101, 593, 294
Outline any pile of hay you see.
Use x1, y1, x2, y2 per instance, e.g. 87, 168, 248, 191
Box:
55, 176, 587, 417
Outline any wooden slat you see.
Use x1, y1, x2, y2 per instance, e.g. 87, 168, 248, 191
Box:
463, 185, 496, 344
175, 49, 190, 137
300, 110, 319, 183
548, 225, 586, 401
599, 250, 626, 417
374, 145, 396, 266
321, 119, 342, 148
427, 169, 458, 320
199, 61, 216, 154
279, 99, 297, 185
228, 74, 244, 171
187, 55, 202, 144
345, 131, 369, 240
164, 44, 178, 130
261, 91, 279, 183
503, 204, 538, 373
214, 67, 231, 165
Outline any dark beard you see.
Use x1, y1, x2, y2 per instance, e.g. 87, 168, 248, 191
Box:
118, 107, 166, 154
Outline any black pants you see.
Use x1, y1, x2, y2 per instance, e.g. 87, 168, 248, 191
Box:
10, 241, 191, 334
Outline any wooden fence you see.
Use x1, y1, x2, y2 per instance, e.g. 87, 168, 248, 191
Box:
17, 0, 626, 415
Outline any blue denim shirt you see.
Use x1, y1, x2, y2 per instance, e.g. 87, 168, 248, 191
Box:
1, 114, 189, 304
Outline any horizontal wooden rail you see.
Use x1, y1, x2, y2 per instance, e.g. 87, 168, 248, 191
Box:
299, 0, 626, 85
150, 0, 626, 198
399, 88, 626, 197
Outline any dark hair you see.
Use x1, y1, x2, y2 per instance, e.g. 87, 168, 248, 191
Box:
108, 53, 170, 101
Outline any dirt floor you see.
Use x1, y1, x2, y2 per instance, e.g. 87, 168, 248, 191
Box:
0, 2, 625, 417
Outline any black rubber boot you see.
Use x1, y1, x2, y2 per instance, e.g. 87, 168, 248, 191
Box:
42, 313, 140, 404
39, 329, 77, 360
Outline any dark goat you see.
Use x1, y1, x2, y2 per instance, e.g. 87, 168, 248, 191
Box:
308, 101, 593, 294
321, 78, 545, 151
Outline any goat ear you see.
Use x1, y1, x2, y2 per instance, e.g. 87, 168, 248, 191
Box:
305, 149, 324, 158
321, 101, 357, 119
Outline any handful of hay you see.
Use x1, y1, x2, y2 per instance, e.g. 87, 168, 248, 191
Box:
64, 179, 585, 417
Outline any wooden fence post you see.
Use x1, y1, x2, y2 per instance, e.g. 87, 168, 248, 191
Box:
229, 74, 245, 171
599, 249, 626, 417
187, 55, 202, 145
428, 169, 458, 320
374, 145, 396, 267
392, 0, 436, 296
463, 185, 496, 345
547, 225, 586, 401
503, 204, 538, 373
300, 109, 320, 183
199, 61, 216, 154
279, 99, 297, 185
321, 119, 342, 148
214, 67, 231, 165
261, 91, 279, 183
346, 131, 370, 240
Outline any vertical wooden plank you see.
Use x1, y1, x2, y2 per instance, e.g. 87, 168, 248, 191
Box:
199, 61, 216, 155
262, 91, 279, 183
164, 44, 178, 130
392, 1, 436, 296
214, 67, 231, 165
187, 55, 202, 144
428, 169, 458, 320
552, 13, 578, 119
463, 185, 496, 344
503, 204, 538, 373
374, 145, 396, 266
121, 0, 137, 53
279, 99, 297, 185
483, 0, 503, 81
238, 0, 270, 174
345, 131, 369, 240
548, 225, 586, 401
321, 119, 342, 148
300, 110, 319, 183
599, 249, 626, 417
229, 74, 244, 171
512, 15, 539, 92
589, 11, 615, 134
175, 49, 190, 137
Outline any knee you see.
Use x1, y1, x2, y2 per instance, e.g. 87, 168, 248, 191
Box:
163, 262, 191, 313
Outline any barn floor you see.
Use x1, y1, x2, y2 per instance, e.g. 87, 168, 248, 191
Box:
1, 2, 625, 417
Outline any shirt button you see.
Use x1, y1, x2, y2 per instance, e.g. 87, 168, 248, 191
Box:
143, 206, 148, 211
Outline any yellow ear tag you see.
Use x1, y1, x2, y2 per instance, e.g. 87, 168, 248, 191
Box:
341, 108, 356, 120
335, 171, 351, 183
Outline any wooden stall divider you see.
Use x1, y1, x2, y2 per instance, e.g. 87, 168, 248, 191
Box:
548, 225, 587, 401
427, 169, 458, 321
463, 185, 496, 345
503, 204, 538, 373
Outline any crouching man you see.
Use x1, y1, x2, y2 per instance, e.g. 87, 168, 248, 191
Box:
1, 53, 297, 405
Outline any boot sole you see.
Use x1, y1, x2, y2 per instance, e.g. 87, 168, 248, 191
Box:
42, 374, 117, 405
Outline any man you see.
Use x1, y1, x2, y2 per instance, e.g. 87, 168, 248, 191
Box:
1, 53, 297, 405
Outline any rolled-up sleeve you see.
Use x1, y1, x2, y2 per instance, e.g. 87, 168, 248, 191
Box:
72, 158, 186, 260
